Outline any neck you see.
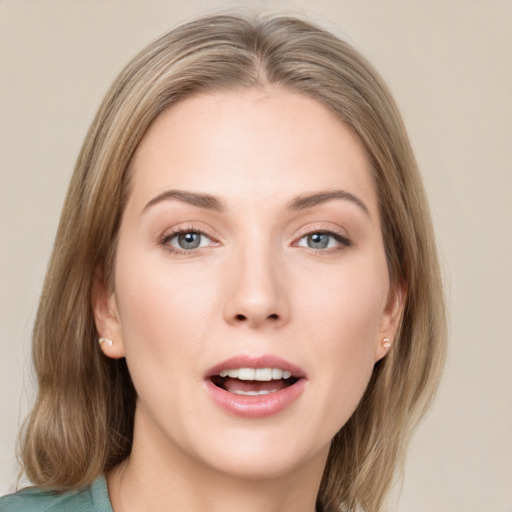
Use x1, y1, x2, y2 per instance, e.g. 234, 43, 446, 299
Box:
107, 409, 328, 512
108, 460, 322, 512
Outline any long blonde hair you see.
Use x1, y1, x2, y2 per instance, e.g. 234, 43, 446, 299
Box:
20, 14, 446, 512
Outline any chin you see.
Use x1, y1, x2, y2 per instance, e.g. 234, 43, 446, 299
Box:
186, 425, 331, 482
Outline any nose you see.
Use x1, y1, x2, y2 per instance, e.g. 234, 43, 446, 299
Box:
223, 244, 290, 329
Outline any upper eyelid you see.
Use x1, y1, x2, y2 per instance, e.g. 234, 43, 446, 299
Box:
291, 223, 353, 249
160, 223, 219, 241
292, 223, 350, 240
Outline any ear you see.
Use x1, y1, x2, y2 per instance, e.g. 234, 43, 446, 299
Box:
91, 267, 125, 359
374, 282, 407, 362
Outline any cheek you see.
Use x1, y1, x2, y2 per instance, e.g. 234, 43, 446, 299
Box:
295, 251, 388, 345
113, 250, 220, 386
294, 256, 388, 426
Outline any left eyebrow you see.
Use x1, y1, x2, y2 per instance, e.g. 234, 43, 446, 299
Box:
287, 190, 370, 217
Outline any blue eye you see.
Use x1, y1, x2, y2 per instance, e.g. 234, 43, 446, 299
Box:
167, 231, 212, 251
297, 231, 350, 250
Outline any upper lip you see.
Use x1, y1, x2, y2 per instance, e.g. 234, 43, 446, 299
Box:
205, 355, 306, 379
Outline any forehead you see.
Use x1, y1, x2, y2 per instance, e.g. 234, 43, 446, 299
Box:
127, 88, 378, 216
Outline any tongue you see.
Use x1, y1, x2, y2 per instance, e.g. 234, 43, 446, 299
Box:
222, 377, 289, 394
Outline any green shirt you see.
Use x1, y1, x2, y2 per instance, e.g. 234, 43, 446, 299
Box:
0, 475, 112, 512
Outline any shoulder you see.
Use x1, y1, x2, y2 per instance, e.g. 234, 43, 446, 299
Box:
0, 476, 112, 512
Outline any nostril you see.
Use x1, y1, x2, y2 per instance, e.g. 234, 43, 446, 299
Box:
232, 313, 279, 323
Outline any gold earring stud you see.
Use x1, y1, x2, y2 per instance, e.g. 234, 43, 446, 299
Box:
383, 338, 391, 349
98, 338, 113, 347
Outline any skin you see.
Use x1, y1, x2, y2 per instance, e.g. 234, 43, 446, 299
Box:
93, 87, 404, 512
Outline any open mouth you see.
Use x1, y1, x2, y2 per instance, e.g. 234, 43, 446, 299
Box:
209, 368, 299, 396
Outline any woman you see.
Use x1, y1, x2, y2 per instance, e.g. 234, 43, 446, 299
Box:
0, 13, 446, 512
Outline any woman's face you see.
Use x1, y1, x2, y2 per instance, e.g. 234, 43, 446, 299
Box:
95, 88, 402, 481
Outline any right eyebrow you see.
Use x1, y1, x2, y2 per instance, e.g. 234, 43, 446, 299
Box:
142, 189, 225, 213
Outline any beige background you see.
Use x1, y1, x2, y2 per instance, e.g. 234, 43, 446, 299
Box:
1, 1, 511, 511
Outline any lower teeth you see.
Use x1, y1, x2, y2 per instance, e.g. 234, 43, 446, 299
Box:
232, 389, 278, 396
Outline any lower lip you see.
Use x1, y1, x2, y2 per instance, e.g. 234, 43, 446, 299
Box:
204, 379, 306, 418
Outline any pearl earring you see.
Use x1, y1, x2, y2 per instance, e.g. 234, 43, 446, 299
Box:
98, 338, 113, 347
383, 338, 391, 349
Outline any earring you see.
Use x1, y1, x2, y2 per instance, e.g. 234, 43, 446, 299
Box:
383, 338, 391, 349
98, 338, 113, 347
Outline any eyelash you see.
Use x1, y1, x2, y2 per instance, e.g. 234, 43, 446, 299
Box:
159, 225, 217, 256
293, 228, 351, 253
159, 226, 351, 256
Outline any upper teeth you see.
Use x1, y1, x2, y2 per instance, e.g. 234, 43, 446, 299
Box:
218, 368, 292, 381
